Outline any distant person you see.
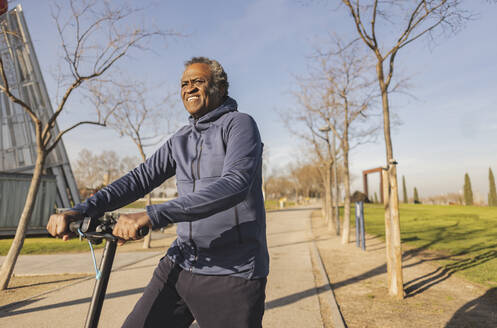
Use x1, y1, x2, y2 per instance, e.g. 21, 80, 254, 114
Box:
47, 57, 269, 328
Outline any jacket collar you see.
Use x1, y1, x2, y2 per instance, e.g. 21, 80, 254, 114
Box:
188, 97, 237, 131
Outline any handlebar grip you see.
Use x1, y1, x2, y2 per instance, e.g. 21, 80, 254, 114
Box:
69, 220, 83, 233
137, 226, 150, 238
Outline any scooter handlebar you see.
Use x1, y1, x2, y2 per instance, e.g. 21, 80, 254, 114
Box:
69, 220, 82, 233
136, 225, 149, 238
68, 215, 149, 239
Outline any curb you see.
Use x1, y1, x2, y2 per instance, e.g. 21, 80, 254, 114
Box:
308, 214, 347, 328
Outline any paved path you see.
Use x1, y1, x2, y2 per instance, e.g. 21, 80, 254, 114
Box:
263, 207, 324, 328
0, 232, 168, 275
0, 251, 163, 275
1, 207, 327, 327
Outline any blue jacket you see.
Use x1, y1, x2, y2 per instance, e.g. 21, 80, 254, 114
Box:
73, 97, 269, 279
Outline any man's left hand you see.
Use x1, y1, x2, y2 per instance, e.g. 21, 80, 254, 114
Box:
113, 212, 152, 246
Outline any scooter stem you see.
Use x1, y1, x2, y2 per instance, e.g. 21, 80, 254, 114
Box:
85, 236, 117, 328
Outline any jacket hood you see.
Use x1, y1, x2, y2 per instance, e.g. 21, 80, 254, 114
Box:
188, 97, 238, 131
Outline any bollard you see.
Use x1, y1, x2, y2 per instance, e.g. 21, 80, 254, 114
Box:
355, 201, 366, 251
355, 203, 360, 248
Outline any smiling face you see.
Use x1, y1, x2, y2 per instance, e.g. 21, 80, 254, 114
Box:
181, 63, 223, 118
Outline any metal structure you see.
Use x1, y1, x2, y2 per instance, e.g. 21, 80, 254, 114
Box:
0, 172, 57, 235
0, 6, 80, 213
362, 167, 384, 203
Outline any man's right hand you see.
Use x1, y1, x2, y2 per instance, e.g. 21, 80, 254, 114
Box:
46, 210, 84, 241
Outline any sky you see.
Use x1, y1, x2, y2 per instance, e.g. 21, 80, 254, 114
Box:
7, 0, 497, 200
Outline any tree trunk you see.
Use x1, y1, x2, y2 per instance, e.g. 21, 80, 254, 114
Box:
378, 61, 404, 299
382, 169, 393, 291
333, 162, 340, 236
326, 162, 335, 232
137, 144, 152, 249
0, 150, 46, 290
331, 135, 339, 235
388, 164, 403, 298
321, 195, 326, 221
324, 173, 331, 225
341, 142, 351, 244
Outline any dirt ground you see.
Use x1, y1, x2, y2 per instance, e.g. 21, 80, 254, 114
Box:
0, 273, 92, 308
311, 211, 497, 328
0, 228, 176, 309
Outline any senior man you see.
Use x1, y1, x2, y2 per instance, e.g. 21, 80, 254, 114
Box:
47, 57, 269, 328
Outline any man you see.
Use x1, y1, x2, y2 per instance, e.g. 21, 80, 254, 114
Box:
47, 57, 269, 328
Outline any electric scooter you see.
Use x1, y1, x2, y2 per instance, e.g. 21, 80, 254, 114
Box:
68, 213, 149, 328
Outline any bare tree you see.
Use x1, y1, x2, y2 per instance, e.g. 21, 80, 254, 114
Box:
314, 37, 379, 244
73, 148, 141, 189
282, 81, 340, 232
284, 38, 379, 235
73, 148, 100, 189
289, 159, 322, 201
265, 173, 299, 201
92, 80, 178, 248
120, 155, 141, 175
0, 0, 176, 289
340, 0, 475, 299
99, 150, 122, 185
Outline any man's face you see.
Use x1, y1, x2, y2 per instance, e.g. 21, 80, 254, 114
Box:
181, 63, 221, 118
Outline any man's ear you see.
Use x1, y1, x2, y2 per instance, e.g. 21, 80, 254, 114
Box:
220, 86, 227, 100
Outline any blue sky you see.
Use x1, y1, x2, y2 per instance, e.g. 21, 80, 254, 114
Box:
10, 0, 497, 200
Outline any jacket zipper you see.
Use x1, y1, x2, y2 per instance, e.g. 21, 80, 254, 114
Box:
189, 137, 202, 271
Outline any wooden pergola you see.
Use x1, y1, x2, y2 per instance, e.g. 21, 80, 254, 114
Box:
362, 167, 384, 203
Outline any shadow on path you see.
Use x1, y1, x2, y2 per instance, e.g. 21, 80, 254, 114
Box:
268, 237, 331, 250
265, 285, 328, 311
267, 228, 309, 236
2, 284, 331, 319
445, 287, 497, 327
404, 250, 497, 298
325, 240, 497, 297
0, 287, 145, 318
7, 276, 89, 290
332, 263, 387, 291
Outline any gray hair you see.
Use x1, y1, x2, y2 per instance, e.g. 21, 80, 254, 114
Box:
184, 57, 229, 98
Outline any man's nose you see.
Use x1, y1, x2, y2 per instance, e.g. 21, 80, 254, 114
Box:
185, 84, 198, 93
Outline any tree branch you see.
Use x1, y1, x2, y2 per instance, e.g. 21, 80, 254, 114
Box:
46, 120, 106, 153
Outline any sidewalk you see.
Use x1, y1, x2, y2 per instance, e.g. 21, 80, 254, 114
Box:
0, 207, 332, 327
263, 207, 326, 327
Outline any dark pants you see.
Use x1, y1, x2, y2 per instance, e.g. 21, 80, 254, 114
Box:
122, 257, 267, 328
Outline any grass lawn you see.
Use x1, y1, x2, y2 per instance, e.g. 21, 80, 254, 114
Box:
264, 199, 295, 211
355, 203, 497, 287
0, 237, 104, 256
